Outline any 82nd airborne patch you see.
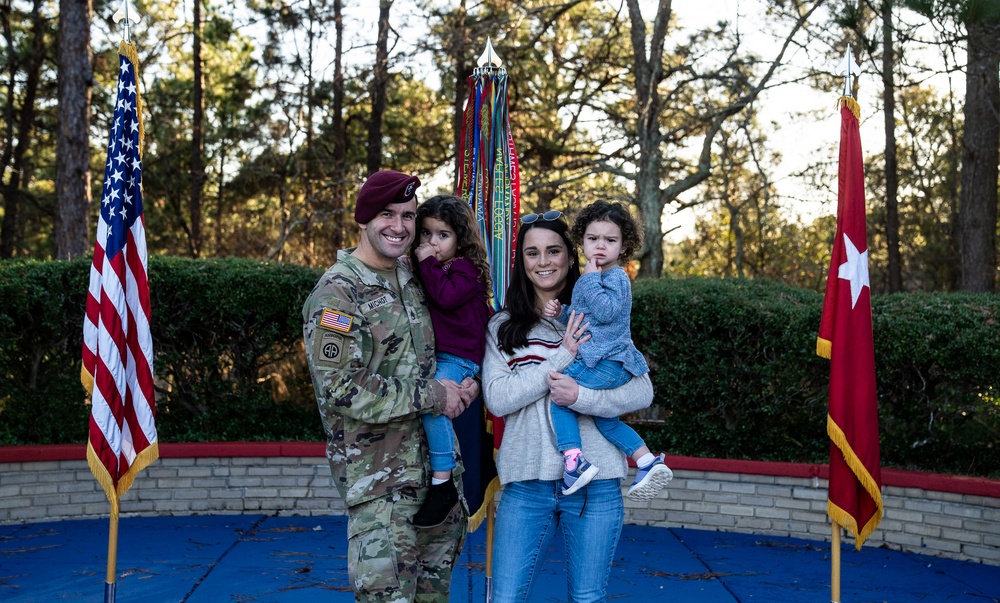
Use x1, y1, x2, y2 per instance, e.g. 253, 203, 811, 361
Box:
315, 330, 346, 368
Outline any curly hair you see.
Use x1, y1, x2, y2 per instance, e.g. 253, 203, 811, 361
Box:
411, 194, 493, 297
569, 200, 643, 264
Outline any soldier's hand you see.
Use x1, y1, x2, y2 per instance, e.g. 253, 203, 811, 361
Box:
439, 378, 468, 419
459, 376, 480, 404
548, 371, 580, 407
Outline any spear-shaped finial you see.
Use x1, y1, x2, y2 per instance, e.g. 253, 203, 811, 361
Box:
836, 45, 860, 97
113, 0, 142, 43
477, 37, 503, 69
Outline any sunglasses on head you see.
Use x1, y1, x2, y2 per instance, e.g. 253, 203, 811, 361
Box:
520, 210, 563, 224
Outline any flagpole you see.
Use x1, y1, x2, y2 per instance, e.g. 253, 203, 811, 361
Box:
105, 509, 119, 603
485, 499, 495, 603
831, 522, 841, 603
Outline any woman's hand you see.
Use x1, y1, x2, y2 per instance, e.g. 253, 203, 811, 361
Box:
548, 371, 579, 406
560, 310, 591, 355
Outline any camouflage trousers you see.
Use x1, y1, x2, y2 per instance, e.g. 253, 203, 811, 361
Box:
347, 487, 467, 603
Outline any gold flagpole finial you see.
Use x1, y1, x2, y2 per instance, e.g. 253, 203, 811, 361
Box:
112, 0, 142, 43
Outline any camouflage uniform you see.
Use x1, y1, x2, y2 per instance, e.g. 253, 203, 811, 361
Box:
303, 249, 467, 603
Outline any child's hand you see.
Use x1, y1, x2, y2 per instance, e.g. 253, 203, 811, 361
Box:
583, 257, 601, 274
414, 243, 434, 262
543, 299, 562, 318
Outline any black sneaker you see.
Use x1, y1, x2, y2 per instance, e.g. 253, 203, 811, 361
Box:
412, 480, 459, 528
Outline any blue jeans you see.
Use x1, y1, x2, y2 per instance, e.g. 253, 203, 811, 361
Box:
422, 352, 480, 472
491, 479, 624, 603
551, 358, 645, 457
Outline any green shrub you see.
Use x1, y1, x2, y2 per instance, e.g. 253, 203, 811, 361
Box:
871, 293, 1000, 476
2, 261, 998, 478
631, 277, 829, 463
631, 277, 1000, 477
0, 256, 324, 445
0, 259, 93, 445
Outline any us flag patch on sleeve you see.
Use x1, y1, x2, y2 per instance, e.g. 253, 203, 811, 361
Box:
319, 308, 353, 333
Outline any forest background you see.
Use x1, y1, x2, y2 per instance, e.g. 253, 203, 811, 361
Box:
2, 0, 999, 291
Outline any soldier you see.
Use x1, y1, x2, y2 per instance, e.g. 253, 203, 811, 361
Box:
303, 169, 479, 602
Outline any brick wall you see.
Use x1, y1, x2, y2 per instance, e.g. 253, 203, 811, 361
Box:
624, 468, 1000, 565
2, 445, 997, 565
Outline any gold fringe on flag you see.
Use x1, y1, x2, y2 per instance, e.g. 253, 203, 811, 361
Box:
816, 336, 832, 359
118, 41, 144, 157
826, 414, 883, 549
87, 441, 160, 520
467, 476, 501, 533
81, 364, 95, 396
838, 96, 860, 120
88, 441, 121, 519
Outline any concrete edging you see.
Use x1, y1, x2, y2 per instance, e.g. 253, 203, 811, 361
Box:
2, 443, 998, 565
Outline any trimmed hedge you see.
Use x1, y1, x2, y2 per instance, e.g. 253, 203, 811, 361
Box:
0, 257, 324, 445
1, 261, 998, 477
631, 278, 828, 464
631, 278, 1000, 477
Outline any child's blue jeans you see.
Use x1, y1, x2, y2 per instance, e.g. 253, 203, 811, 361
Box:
422, 352, 480, 472
550, 358, 645, 456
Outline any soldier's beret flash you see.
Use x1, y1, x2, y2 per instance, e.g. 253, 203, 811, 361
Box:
354, 170, 421, 224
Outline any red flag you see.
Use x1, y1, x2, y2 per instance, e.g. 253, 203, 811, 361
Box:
81, 41, 158, 518
816, 98, 882, 549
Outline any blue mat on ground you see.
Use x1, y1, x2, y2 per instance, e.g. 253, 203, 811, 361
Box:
2, 516, 998, 602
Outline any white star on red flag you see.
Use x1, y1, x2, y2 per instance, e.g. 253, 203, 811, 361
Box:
837, 233, 870, 309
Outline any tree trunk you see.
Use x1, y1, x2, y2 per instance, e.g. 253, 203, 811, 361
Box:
729, 203, 745, 278
366, 0, 392, 175
303, 0, 316, 259
534, 146, 557, 212
54, 0, 93, 260
1, 0, 44, 258
450, 0, 470, 188
625, 0, 819, 278
957, 17, 1000, 292
882, 1, 902, 292
190, 0, 205, 258
330, 0, 347, 250
626, 0, 671, 278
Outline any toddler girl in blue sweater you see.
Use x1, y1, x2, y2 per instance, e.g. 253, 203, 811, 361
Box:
542, 201, 672, 501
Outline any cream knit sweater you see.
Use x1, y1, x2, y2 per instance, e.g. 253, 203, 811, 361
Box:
482, 313, 655, 486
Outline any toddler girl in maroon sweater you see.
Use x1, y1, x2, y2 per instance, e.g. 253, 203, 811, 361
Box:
410, 195, 492, 527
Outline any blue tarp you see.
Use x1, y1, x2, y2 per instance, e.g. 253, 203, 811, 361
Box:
1, 515, 997, 602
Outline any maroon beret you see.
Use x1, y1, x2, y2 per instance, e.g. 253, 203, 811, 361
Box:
354, 170, 421, 224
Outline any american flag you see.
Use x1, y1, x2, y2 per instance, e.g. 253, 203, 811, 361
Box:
82, 41, 158, 517
319, 308, 353, 332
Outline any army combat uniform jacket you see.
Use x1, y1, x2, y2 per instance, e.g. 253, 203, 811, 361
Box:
303, 249, 464, 508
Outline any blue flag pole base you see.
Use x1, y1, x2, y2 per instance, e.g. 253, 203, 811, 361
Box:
104, 581, 116, 603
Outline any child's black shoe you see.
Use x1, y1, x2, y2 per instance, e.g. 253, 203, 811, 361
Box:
412, 480, 459, 528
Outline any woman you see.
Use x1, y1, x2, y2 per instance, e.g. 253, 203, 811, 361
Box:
482, 211, 655, 602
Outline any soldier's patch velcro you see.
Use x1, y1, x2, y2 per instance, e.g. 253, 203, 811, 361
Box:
315, 331, 347, 368
319, 308, 353, 332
